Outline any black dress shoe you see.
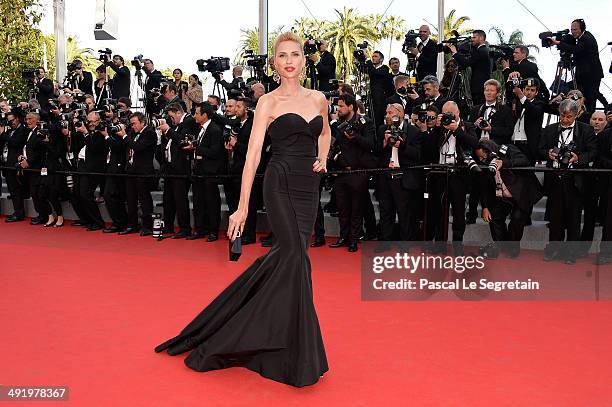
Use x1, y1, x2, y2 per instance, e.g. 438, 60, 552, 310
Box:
6, 215, 25, 223
30, 217, 44, 225
118, 227, 139, 235
172, 231, 190, 239
206, 233, 218, 242
348, 241, 358, 252
329, 238, 348, 248
310, 236, 326, 247
103, 225, 121, 233
186, 233, 205, 240
140, 229, 153, 236
86, 224, 104, 231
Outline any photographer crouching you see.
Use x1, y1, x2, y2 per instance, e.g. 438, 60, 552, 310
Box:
476, 139, 542, 258
538, 99, 598, 264
328, 94, 376, 253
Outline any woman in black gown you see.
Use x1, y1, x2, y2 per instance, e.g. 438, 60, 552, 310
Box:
155, 32, 332, 387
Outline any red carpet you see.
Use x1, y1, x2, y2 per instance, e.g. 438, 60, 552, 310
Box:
1, 218, 612, 406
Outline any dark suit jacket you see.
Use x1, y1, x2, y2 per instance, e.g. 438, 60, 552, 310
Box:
24, 128, 47, 169
557, 31, 604, 81
82, 130, 108, 173
36, 78, 55, 110
422, 122, 479, 166
376, 121, 423, 190
416, 39, 439, 80
366, 62, 393, 98
0, 125, 27, 165
386, 93, 413, 117
126, 126, 157, 175
78, 71, 94, 95
228, 117, 253, 174
316, 51, 336, 91
193, 121, 225, 176
162, 115, 199, 175
333, 115, 376, 170
107, 64, 131, 98
514, 97, 545, 160
144, 70, 163, 93
480, 144, 542, 214
469, 103, 514, 145
537, 120, 598, 192
105, 134, 127, 174
453, 44, 492, 97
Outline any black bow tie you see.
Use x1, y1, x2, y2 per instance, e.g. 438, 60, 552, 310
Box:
561, 126, 574, 131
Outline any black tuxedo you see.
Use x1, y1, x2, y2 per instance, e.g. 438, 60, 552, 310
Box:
416, 39, 439, 80
107, 64, 131, 98
502, 59, 549, 102
376, 121, 423, 240
453, 44, 492, 105
366, 61, 393, 127
23, 128, 49, 218
557, 31, 604, 112
104, 133, 128, 228
480, 144, 542, 249
0, 125, 28, 217
511, 97, 545, 163
538, 121, 597, 255
385, 93, 413, 118
190, 120, 225, 236
78, 71, 94, 95
316, 51, 336, 91
36, 78, 55, 110
469, 103, 514, 145
78, 130, 108, 227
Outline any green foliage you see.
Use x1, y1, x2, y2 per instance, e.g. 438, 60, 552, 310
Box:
0, 0, 46, 102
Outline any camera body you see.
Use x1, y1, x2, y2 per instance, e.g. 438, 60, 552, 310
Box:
98, 48, 112, 63
131, 54, 144, 70
337, 116, 365, 138
552, 141, 577, 169
463, 152, 482, 172
441, 112, 455, 126
539, 29, 570, 48
304, 39, 322, 56
353, 41, 369, 65
388, 116, 404, 145
479, 119, 490, 129
489, 44, 514, 62
401, 30, 420, 55
196, 57, 231, 73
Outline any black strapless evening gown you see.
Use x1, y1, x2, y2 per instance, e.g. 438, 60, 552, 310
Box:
154, 112, 329, 387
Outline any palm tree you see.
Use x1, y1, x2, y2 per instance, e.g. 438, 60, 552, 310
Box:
322, 7, 380, 82
429, 9, 472, 43
488, 27, 539, 62
380, 15, 406, 57
235, 26, 284, 66
66, 36, 99, 72
291, 17, 327, 42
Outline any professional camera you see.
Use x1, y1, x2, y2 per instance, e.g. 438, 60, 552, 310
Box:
244, 50, 268, 69
417, 110, 429, 123
179, 133, 197, 147
196, 57, 231, 73
441, 31, 472, 54
131, 54, 144, 70
108, 123, 126, 134
538, 29, 570, 48
388, 115, 404, 144
463, 152, 482, 172
353, 41, 369, 65
223, 123, 241, 143
479, 119, 490, 129
401, 30, 420, 54
304, 39, 322, 55
489, 44, 514, 62
72, 109, 88, 128
337, 116, 365, 138
486, 152, 499, 173
38, 122, 50, 138
509, 77, 537, 89
440, 111, 456, 126
98, 48, 112, 63
151, 117, 168, 128
552, 141, 577, 169
22, 68, 37, 82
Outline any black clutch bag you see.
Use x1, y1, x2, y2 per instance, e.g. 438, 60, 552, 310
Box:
229, 230, 242, 262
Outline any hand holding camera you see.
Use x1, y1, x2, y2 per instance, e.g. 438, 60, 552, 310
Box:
439, 112, 458, 131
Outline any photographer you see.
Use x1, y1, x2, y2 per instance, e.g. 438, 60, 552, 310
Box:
171, 69, 189, 107
376, 103, 422, 244
156, 82, 187, 115
414, 75, 448, 113
595, 121, 612, 264
74, 111, 109, 231
64, 59, 94, 96
157, 103, 199, 239
422, 101, 479, 254
119, 112, 157, 236
501, 45, 549, 103
328, 94, 376, 253
101, 118, 128, 233
104, 55, 131, 99
143, 59, 163, 114
407, 25, 439, 80
549, 19, 604, 113
469, 79, 513, 145
440, 59, 463, 103
0, 112, 27, 222
388, 57, 405, 78
509, 78, 545, 164
34, 67, 55, 111
365, 50, 394, 128
93, 65, 110, 106
216, 66, 245, 94
450, 30, 492, 105
538, 99, 597, 264
20, 112, 49, 225
189, 102, 225, 242
477, 139, 542, 258
307, 40, 336, 92
386, 75, 413, 114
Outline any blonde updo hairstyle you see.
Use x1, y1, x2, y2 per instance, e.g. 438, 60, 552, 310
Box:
273, 31, 304, 57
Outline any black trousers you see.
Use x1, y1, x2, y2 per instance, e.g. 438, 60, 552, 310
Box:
29, 172, 49, 219
427, 172, 468, 243
547, 176, 582, 249
4, 169, 26, 217
334, 173, 369, 243
377, 174, 419, 241
600, 185, 612, 256
488, 196, 529, 251
362, 186, 377, 236
70, 171, 90, 223
577, 76, 601, 114
126, 177, 153, 230
40, 174, 64, 216
104, 175, 127, 228
79, 173, 105, 227
192, 177, 222, 235
162, 177, 191, 233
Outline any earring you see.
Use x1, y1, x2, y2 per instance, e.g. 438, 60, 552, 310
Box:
299, 66, 306, 82
272, 70, 280, 83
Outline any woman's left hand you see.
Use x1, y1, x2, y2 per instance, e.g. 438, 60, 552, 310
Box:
313, 157, 326, 173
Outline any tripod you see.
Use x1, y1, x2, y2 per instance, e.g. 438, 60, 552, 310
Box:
211, 77, 227, 103
546, 56, 577, 125
353, 61, 376, 126
303, 58, 318, 90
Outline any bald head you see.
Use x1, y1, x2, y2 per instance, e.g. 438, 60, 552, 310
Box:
442, 101, 460, 122
590, 111, 607, 134
419, 25, 430, 40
